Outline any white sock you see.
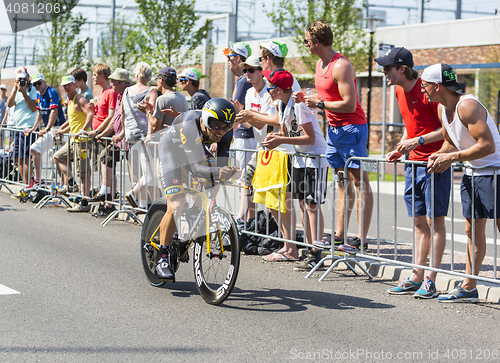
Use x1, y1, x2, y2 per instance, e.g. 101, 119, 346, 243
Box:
98, 185, 108, 195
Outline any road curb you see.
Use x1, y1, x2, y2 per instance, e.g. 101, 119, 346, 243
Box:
353, 259, 500, 303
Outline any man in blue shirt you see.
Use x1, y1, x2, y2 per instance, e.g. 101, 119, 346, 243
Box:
7, 66, 38, 193
30, 73, 65, 186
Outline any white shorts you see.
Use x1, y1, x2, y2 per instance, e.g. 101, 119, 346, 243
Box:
129, 139, 156, 185
232, 137, 257, 168
30, 128, 58, 155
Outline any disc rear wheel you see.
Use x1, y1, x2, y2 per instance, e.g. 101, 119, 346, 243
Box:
193, 207, 240, 305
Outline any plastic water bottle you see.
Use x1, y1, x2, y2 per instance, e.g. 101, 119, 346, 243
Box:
305, 88, 318, 114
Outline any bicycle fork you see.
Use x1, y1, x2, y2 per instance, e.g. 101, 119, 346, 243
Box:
206, 198, 225, 260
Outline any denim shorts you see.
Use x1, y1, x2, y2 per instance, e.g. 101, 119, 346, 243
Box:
461, 174, 500, 219
13, 132, 37, 158
404, 165, 451, 218
325, 124, 368, 169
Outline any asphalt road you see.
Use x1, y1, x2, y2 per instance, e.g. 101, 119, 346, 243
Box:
1, 192, 500, 363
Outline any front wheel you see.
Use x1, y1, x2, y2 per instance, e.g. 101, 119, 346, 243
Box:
140, 199, 168, 287
193, 207, 240, 305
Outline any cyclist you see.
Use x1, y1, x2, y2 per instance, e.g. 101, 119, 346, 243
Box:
156, 98, 239, 280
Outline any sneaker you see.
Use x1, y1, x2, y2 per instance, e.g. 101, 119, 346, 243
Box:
67, 183, 79, 193
414, 276, 438, 299
155, 247, 175, 280
387, 277, 422, 295
294, 250, 322, 271
68, 195, 83, 204
313, 235, 344, 250
437, 282, 479, 303
92, 204, 116, 217
26, 178, 39, 190
11, 190, 28, 199
125, 191, 138, 208
55, 185, 68, 194
89, 193, 114, 203
67, 203, 91, 213
345, 237, 369, 252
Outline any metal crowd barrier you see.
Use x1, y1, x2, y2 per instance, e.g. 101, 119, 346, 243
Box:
0, 127, 36, 191
3, 127, 499, 288
230, 148, 500, 286
311, 156, 500, 285
0, 127, 162, 226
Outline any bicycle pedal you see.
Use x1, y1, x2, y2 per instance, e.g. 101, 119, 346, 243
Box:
143, 244, 154, 254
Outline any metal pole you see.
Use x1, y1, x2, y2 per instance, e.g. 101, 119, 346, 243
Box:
366, 31, 374, 153
112, 0, 116, 48
14, 15, 17, 67
234, 0, 238, 42
418, 0, 424, 22
456, 0, 462, 19
381, 75, 387, 180
497, 90, 500, 128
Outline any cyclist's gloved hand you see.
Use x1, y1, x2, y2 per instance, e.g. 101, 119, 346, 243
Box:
219, 166, 239, 180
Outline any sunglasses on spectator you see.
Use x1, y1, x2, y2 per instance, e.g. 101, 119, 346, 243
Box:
383, 65, 399, 72
266, 86, 277, 93
179, 77, 188, 83
421, 81, 435, 89
304, 38, 315, 46
33, 81, 42, 87
242, 68, 261, 74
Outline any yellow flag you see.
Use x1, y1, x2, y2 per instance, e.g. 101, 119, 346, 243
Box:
252, 150, 288, 213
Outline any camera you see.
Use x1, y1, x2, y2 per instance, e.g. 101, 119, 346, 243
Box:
19, 78, 26, 87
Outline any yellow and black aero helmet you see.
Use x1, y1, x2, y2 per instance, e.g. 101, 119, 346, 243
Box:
201, 98, 236, 131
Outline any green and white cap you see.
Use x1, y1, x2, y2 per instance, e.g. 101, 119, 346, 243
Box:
230, 42, 252, 58
31, 73, 45, 83
421, 63, 463, 93
260, 40, 288, 58
61, 75, 75, 86
179, 68, 202, 81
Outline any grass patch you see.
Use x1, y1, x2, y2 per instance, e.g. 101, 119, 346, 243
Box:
368, 172, 405, 182
326, 169, 405, 182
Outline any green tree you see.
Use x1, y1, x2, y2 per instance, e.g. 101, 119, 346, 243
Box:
477, 47, 500, 123
134, 0, 211, 69
97, 17, 144, 71
265, 0, 369, 73
36, 0, 87, 87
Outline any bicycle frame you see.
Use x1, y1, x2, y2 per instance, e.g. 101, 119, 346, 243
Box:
147, 185, 225, 258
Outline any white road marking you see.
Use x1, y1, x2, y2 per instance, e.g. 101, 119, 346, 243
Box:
396, 226, 500, 246
0, 284, 20, 295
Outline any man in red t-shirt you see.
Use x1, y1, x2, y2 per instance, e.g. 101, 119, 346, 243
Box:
86, 63, 118, 217
375, 47, 451, 299
298, 20, 373, 254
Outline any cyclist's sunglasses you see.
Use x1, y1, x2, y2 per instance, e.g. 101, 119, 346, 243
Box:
242, 68, 261, 74
208, 117, 233, 132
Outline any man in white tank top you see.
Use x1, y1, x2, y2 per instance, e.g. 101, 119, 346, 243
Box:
423, 63, 500, 303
